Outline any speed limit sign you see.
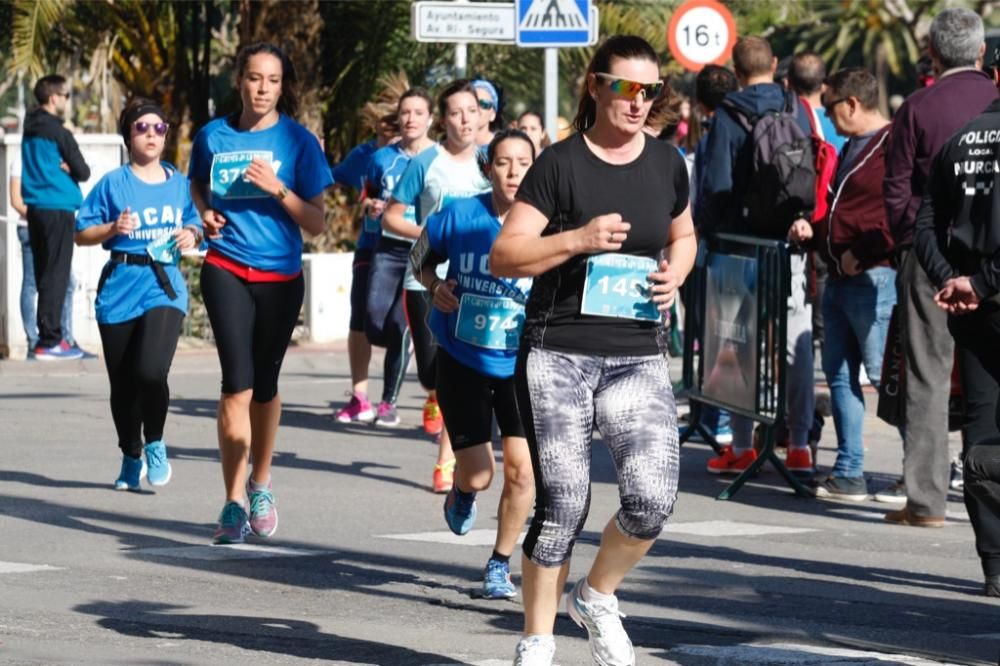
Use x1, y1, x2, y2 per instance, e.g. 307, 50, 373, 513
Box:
667, 0, 737, 72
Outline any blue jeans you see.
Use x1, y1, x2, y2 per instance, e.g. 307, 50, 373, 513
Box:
18, 225, 75, 348
822, 267, 896, 478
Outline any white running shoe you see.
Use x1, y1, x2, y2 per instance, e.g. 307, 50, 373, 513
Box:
566, 578, 635, 666
513, 634, 555, 666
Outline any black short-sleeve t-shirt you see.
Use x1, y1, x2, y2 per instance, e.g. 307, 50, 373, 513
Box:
515, 132, 689, 356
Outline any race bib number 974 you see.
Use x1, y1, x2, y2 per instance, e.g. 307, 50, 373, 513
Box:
455, 294, 524, 350
210, 151, 281, 199
580, 253, 660, 321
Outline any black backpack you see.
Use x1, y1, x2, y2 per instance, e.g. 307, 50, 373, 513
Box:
721, 91, 816, 238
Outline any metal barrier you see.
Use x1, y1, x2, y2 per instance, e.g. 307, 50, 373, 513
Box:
679, 233, 811, 500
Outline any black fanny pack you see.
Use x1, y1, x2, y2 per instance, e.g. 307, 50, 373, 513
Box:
99, 252, 178, 300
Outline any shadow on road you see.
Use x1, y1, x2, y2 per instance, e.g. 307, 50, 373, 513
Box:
73, 600, 464, 664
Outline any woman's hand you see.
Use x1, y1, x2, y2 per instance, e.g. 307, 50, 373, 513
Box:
202, 208, 227, 239
431, 279, 459, 313
173, 226, 200, 251
114, 207, 136, 236
244, 157, 283, 197
649, 259, 679, 311
575, 213, 631, 254
362, 198, 387, 218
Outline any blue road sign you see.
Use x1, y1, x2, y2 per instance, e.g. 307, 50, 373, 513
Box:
516, 0, 592, 47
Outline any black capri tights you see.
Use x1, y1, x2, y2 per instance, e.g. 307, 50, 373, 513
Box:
200, 262, 304, 402
99, 306, 183, 458
404, 288, 438, 391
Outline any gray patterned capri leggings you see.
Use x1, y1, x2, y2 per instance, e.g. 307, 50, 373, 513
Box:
515, 346, 680, 567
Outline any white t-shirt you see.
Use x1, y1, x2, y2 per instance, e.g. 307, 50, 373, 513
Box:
9, 156, 26, 226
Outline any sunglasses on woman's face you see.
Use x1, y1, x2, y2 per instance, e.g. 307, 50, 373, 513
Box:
594, 73, 664, 101
133, 121, 169, 136
478, 97, 495, 111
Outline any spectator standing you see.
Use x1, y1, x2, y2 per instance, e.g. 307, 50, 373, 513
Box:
809, 69, 898, 500
9, 155, 88, 359
683, 64, 739, 447
698, 36, 817, 476
20, 74, 91, 360
912, 89, 1000, 595
883, 7, 998, 527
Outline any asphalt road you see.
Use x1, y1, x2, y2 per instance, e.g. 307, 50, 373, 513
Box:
1, 346, 997, 665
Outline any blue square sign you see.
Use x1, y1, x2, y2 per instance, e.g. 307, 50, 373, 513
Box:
516, 0, 592, 47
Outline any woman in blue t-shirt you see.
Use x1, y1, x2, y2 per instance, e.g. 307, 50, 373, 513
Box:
75, 97, 202, 492
189, 42, 333, 545
383, 79, 490, 494
413, 129, 536, 601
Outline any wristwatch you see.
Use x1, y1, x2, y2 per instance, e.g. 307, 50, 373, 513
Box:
276, 184, 290, 201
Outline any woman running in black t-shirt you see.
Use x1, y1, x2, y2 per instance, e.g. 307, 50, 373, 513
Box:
491, 35, 697, 666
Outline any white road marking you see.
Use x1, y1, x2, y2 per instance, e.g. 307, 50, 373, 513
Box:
662, 520, 816, 537
0, 561, 62, 574
671, 642, 962, 664
134, 544, 331, 561
378, 529, 524, 547
379, 521, 814, 546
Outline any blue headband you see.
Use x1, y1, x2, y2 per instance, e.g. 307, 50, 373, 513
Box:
472, 80, 499, 109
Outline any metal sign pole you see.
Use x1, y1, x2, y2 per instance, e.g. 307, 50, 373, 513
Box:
455, 42, 468, 78
544, 47, 558, 145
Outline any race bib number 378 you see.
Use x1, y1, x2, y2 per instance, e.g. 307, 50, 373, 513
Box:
210, 151, 281, 199
580, 253, 660, 321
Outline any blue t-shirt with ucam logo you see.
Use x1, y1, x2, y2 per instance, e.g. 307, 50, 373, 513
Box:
76, 163, 201, 324
362, 143, 427, 250
425, 192, 532, 378
189, 114, 334, 274
392, 143, 490, 290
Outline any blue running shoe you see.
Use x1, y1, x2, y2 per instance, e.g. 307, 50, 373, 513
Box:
443, 486, 477, 535
482, 558, 517, 599
213, 501, 251, 545
114, 455, 147, 491
144, 440, 172, 486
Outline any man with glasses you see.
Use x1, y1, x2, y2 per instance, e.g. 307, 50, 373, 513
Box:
883, 8, 998, 528
21, 74, 91, 360
807, 68, 897, 500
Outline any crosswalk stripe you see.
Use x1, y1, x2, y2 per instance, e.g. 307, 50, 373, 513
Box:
378, 521, 815, 546
670, 642, 963, 665
134, 544, 331, 561
0, 561, 63, 574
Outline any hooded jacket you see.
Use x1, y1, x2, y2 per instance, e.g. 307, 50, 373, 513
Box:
21, 107, 90, 211
696, 82, 813, 236
914, 98, 1000, 298
811, 124, 894, 278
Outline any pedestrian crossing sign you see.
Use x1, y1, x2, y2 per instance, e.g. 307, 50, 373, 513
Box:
516, 0, 593, 47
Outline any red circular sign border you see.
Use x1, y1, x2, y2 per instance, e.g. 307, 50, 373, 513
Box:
667, 0, 738, 72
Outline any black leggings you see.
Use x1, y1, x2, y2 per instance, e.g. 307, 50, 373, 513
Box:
404, 288, 438, 391
200, 262, 304, 402
99, 307, 184, 458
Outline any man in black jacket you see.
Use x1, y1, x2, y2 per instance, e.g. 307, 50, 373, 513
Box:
914, 95, 1000, 596
21, 74, 90, 360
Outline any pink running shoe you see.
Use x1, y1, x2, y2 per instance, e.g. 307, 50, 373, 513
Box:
246, 479, 278, 538
334, 392, 374, 423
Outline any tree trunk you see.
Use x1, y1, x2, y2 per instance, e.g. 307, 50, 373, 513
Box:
875, 41, 890, 118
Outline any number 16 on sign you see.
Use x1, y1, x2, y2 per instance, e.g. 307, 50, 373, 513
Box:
667, 0, 737, 72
